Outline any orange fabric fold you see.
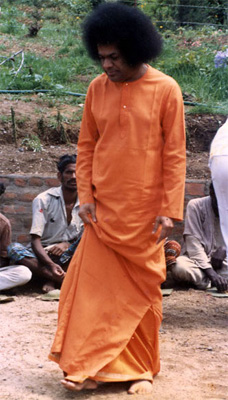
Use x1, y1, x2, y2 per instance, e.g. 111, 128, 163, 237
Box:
49, 223, 164, 382
49, 66, 186, 383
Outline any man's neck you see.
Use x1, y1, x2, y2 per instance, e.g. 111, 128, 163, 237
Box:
62, 187, 77, 205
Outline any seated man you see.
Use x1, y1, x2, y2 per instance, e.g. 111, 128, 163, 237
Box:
8, 154, 83, 292
0, 183, 32, 292
170, 183, 228, 292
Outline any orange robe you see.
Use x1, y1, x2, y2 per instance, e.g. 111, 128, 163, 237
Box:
49, 66, 186, 383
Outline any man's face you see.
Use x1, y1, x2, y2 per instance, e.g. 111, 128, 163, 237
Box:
97, 44, 139, 83
58, 163, 77, 191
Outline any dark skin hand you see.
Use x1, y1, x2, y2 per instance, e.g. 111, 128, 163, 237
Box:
153, 216, 174, 244
31, 235, 65, 280
78, 203, 97, 225
47, 242, 70, 257
205, 267, 228, 292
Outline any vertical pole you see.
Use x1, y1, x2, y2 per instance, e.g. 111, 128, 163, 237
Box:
11, 107, 17, 147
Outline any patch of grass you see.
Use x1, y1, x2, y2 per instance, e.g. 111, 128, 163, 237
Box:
0, 115, 11, 123
21, 134, 42, 152
0, 1, 227, 115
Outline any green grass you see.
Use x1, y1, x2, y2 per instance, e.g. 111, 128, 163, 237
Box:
0, 0, 227, 114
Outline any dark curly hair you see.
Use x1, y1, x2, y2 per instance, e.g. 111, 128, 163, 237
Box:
82, 2, 163, 66
57, 154, 77, 173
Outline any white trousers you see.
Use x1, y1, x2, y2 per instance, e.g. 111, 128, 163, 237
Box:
210, 156, 228, 260
0, 265, 32, 291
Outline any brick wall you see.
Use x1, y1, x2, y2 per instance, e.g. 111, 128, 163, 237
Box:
0, 174, 210, 244
0, 174, 59, 244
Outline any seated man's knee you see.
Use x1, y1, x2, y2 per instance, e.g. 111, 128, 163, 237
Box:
171, 256, 190, 281
14, 265, 32, 285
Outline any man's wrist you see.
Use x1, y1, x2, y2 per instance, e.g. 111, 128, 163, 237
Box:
47, 262, 57, 270
204, 267, 217, 279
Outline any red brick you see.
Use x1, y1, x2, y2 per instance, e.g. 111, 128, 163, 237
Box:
17, 234, 30, 244
185, 182, 205, 196
18, 193, 36, 202
14, 178, 27, 187
3, 192, 17, 200
28, 177, 43, 186
24, 219, 32, 229
7, 216, 18, 225
0, 177, 10, 185
3, 205, 15, 214
44, 178, 59, 187
15, 206, 27, 213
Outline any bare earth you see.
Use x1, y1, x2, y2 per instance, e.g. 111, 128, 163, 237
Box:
0, 96, 227, 178
0, 98, 228, 400
1, 288, 227, 400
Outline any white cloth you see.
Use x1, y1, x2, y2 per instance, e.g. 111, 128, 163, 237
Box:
209, 118, 228, 162
209, 118, 228, 260
30, 186, 83, 246
0, 265, 32, 291
210, 156, 228, 260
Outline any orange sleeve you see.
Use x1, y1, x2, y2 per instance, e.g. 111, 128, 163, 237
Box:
76, 84, 99, 205
159, 82, 186, 220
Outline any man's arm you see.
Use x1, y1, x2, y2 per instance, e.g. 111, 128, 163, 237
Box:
31, 235, 65, 278
159, 82, 186, 222
76, 84, 99, 222
152, 83, 186, 241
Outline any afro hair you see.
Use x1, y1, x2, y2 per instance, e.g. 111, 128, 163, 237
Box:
82, 2, 163, 66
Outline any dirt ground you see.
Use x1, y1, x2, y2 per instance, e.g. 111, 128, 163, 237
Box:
1, 287, 227, 400
0, 96, 227, 178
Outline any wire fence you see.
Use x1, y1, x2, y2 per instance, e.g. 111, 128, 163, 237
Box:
119, 0, 228, 28
0, 1, 228, 30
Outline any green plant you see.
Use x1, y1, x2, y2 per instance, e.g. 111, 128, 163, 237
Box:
0, 115, 11, 123
37, 116, 45, 136
0, 1, 227, 115
21, 134, 42, 152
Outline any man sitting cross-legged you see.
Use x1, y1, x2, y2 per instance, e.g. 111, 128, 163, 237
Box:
8, 154, 83, 292
169, 182, 228, 292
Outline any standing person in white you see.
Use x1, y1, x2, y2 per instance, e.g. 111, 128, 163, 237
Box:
209, 118, 228, 261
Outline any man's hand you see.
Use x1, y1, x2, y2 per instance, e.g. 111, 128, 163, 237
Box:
211, 247, 226, 270
47, 242, 69, 256
205, 268, 228, 293
79, 203, 97, 224
152, 216, 174, 244
50, 263, 65, 280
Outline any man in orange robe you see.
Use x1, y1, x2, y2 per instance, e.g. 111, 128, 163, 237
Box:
49, 3, 186, 395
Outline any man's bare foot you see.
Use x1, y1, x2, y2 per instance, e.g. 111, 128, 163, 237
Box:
128, 380, 153, 395
61, 379, 98, 391
42, 280, 55, 293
